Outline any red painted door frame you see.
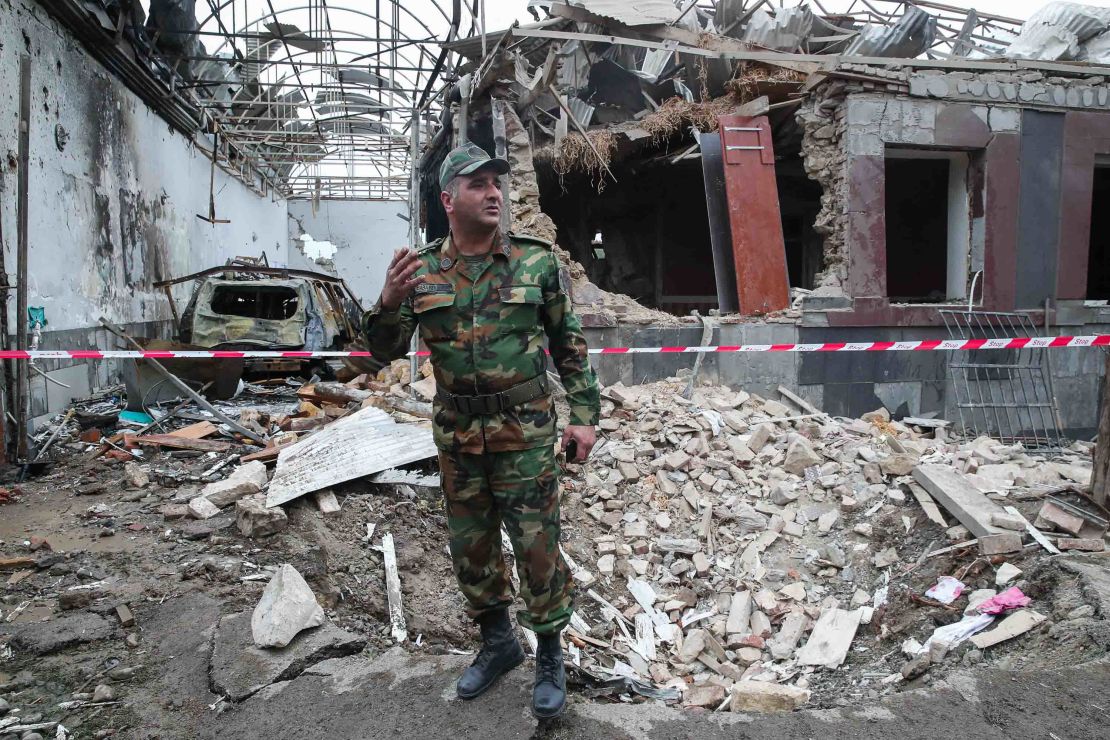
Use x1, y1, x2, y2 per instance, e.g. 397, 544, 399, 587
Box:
718, 114, 790, 315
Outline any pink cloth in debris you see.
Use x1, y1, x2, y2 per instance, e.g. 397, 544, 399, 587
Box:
975, 587, 1031, 615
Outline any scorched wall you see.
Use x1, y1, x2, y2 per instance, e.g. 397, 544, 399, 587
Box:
0, 0, 289, 424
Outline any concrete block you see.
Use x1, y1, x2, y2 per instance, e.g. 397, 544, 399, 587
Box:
1057, 538, 1105, 552
846, 98, 887, 126
236, 498, 289, 537
847, 129, 884, 156
988, 106, 1021, 132
730, 681, 810, 712
978, 533, 1023, 555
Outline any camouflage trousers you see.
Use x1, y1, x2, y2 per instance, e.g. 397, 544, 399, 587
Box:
438, 444, 574, 635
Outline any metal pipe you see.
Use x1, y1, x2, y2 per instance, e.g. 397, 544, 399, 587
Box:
16, 55, 31, 461
1043, 297, 1065, 440
418, 0, 461, 111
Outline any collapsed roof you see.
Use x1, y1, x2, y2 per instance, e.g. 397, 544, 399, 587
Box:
41, 1, 1110, 205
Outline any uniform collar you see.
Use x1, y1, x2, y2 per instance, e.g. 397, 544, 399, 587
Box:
439, 230, 510, 271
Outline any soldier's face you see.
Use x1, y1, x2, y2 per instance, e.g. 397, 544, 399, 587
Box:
444, 170, 502, 230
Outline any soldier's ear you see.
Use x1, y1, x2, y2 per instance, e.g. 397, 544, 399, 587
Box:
440, 190, 453, 214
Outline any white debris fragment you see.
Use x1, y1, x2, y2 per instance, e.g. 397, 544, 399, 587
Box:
251, 564, 326, 648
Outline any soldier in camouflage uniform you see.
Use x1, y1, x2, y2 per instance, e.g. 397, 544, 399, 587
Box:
362, 144, 600, 719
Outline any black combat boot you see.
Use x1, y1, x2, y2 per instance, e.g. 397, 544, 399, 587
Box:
456, 609, 526, 700
532, 631, 566, 719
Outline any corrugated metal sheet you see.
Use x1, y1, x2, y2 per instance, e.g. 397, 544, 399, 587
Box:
569, 0, 681, 27
634, 48, 672, 82
1083, 30, 1110, 63
1007, 2, 1110, 61
567, 96, 596, 126
713, 0, 747, 37
844, 5, 937, 58
266, 406, 436, 507
741, 7, 814, 52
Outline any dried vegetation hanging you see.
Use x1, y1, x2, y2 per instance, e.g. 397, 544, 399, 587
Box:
726, 64, 807, 102
640, 95, 741, 144
544, 129, 618, 192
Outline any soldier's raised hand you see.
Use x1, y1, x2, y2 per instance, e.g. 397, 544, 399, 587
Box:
380, 247, 425, 310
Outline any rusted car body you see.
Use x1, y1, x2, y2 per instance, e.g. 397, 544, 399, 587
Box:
152, 263, 377, 378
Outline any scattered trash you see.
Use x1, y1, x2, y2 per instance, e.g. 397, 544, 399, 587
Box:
976, 587, 1032, 615
916, 614, 995, 656
924, 576, 966, 605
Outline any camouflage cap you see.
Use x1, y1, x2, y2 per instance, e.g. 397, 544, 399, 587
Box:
439, 144, 510, 191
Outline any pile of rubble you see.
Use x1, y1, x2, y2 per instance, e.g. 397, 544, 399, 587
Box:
1, 367, 1107, 730
551, 377, 1107, 710
60, 359, 439, 537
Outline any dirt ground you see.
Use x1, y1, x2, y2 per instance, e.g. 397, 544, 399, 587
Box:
1, 378, 1109, 738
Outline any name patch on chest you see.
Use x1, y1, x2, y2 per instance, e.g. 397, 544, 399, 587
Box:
414, 282, 454, 295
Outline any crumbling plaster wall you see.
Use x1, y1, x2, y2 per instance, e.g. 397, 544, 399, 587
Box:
797, 80, 850, 298
0, 0, 289, 420
286, 200, 408, 304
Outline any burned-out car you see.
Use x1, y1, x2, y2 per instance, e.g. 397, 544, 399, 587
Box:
152, 261, 378, 380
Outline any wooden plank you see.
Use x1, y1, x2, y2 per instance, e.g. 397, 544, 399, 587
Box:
240, 446, 284, 464
566, 627, 610, 649
360, 395, 433, 419
126, 434, 231, 452
908, 481, 948, 528
381, 533, 407, 643
310, 381, 373, 406
969, 609, 1046, 649
0, 557, 36, 571
796, 608, 862, 669
168, 421, 218, 440
911, 465, 1008, 539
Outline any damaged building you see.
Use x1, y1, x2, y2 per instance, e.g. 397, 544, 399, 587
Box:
1, 0, 1108, 450
2, 1, 1110, 736
419, 0, 1110, 442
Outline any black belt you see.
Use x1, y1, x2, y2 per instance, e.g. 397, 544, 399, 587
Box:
437, 375, 549, 415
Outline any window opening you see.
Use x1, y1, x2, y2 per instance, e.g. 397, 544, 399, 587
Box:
210, 285, 300, 320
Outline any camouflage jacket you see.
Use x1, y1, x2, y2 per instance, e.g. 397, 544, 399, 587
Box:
362, 232, 601, 453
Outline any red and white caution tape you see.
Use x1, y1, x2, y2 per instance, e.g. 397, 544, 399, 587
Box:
2, 335, 1107, 360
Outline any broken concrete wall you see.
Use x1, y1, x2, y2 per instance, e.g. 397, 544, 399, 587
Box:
501, 102, 680, 326
799, 66, 1110, 318
0, 0, 289, 424
286, 200, 408, 304
797, 82, 849, 300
